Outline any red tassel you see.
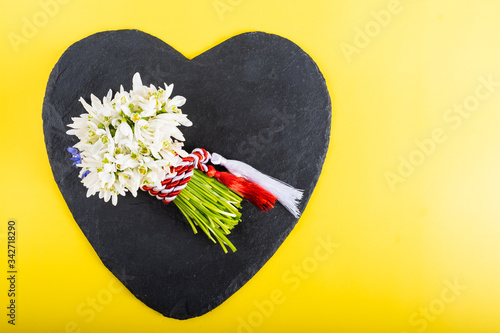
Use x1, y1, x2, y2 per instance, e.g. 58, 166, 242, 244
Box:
207, 166, 277, 211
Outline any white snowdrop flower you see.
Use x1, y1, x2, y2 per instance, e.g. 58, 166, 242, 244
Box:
66, 72, 192, 205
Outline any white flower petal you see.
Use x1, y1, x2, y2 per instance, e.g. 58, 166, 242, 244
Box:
169, 95, 186, 107
163, 83, 174, 99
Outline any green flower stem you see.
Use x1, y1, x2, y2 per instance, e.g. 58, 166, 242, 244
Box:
173, 169, 242, 253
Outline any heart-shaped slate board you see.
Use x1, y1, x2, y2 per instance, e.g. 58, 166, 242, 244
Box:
43, 29, 331, 319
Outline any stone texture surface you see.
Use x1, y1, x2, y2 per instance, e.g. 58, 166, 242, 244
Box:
42, 30, 331, 319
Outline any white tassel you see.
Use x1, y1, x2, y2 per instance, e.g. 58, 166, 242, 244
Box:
211, 153, 303, 218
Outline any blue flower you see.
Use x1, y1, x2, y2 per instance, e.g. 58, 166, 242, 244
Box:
68, 146, 91, 178
67, 146, 82, 167
69, 153, 82, 166
67, 146, 78, 155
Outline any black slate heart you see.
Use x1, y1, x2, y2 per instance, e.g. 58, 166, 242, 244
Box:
43, 29, 331, 319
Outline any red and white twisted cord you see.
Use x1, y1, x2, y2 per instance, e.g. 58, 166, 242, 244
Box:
142, 148, 302, 217
142, 148, 211, 204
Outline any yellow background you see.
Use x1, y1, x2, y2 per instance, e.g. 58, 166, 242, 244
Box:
1, 0, 500, 332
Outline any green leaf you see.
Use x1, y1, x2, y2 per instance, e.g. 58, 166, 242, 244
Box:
173, 169, 242, 252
